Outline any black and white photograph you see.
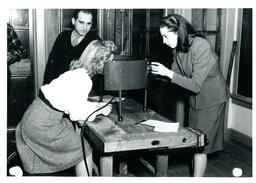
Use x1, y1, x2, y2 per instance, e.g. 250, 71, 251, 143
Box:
1, 1, 254, 183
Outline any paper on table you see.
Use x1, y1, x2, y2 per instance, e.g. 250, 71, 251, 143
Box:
140, 119, 179, 132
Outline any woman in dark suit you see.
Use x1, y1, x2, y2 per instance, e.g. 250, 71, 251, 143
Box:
150, 14, 229, 176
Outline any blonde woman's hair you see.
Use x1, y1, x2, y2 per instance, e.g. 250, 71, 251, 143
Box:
69, 40, 117, 77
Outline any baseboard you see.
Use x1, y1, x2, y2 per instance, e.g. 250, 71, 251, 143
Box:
226, 128, 252, 149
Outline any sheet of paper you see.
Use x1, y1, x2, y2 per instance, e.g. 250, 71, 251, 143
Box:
140, 119, 179, 132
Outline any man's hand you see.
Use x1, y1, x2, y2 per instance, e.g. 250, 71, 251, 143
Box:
7, 52, 14, 64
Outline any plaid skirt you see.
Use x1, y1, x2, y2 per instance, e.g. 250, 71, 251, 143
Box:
15, 97, 91, 174
189, 102, 226, 154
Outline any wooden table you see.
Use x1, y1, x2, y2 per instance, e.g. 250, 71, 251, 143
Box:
84, 98, 206, 176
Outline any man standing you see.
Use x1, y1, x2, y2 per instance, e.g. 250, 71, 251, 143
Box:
43, 9, 100, 84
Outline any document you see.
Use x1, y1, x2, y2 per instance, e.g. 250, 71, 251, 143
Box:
140, 119, 179, 132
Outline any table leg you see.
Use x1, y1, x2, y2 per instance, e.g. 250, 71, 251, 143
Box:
156, 153, 168, 177
100, 155, 113, 176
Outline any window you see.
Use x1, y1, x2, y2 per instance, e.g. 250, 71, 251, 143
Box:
237, 9, 252, 98
232, 8, 252, 107
131, 9, 165, 57
191, 9, 222, 57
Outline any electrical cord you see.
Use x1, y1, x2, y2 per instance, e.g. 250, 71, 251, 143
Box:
80, 96, 115, 176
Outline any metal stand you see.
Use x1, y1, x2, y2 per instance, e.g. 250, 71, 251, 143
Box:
118, 90, 123, 121
143, 88, 147, 112
99, 75, 103, 102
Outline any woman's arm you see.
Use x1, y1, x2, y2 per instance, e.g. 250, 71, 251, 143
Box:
171, 40, 216, 93
150, 62, 174, 79
75, 101, 112, 126
150, 39, 216, 94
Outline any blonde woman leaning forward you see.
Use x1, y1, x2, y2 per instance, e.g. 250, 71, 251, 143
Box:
16, 40, 117, 176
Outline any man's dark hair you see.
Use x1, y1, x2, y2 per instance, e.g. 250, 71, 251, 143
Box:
73, 9, 93, 20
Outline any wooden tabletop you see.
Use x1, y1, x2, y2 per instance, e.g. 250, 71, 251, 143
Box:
84, 98, 205, 153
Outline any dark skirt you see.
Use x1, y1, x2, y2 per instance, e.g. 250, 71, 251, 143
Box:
15, 97, 91, 174
189, 102, 226, 154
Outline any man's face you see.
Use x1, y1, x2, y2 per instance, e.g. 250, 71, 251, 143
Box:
72, 12, 93, 36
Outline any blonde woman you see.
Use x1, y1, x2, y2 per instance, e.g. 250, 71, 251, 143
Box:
15, 40, 117, 176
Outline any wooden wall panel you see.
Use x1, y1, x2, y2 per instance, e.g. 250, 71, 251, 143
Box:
45, 9, 60, 59
114, 9, 131, 55
102, 9, 115, 41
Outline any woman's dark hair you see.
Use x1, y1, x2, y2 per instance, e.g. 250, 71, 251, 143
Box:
73, 9, 93, 20
160, 14, 196, 52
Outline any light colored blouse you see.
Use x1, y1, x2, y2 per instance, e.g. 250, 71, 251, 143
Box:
41, 68, 98, 121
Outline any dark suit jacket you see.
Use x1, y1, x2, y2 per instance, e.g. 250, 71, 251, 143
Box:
171, 37, 229, 109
